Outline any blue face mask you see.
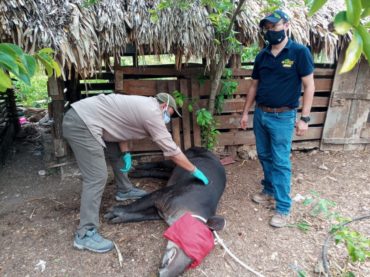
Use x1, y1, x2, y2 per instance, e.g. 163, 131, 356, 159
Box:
163, 110, 171, 124
162, 96, 171, 124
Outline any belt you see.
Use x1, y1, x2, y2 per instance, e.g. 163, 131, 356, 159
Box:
256, 104, 293, 113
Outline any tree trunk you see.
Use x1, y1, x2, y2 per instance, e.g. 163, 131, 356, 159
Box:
208, 58, 227, 114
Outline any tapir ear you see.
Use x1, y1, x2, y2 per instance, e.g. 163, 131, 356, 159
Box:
206, 215, 226, 231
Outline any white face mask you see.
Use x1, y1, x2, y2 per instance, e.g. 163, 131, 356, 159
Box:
162, 96, 171, 124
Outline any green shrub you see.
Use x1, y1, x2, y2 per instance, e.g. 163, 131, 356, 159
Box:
15, 71, 48, 108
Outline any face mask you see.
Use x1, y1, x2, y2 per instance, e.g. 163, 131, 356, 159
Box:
162, 96, 171, 124
264, 29, 286, 45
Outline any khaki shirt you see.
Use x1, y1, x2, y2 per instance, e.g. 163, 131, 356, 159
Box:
71, 94, 181, 157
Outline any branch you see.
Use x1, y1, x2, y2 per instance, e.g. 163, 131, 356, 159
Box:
226, 0, 247, 36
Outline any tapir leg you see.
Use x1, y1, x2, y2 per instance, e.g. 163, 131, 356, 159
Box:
105, 191, 166, 223
129, 160, 174, 179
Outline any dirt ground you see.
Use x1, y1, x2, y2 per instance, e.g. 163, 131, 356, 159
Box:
0, 126, 369, 277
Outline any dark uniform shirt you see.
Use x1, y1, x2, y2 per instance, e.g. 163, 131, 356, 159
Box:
252, 39, 314, 108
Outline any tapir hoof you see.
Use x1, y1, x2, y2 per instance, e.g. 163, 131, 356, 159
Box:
104, 206, 126, 224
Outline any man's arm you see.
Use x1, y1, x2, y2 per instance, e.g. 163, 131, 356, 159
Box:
169, 152, 196, 172
240, 79, 259, 130
296, 73, 315, 136
118, 141, 129, 153
169, 152, 209, 185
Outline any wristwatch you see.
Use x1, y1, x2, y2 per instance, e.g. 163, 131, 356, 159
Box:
300, 116, 311, 123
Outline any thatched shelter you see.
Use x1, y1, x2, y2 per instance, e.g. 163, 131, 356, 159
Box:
0, 0, 343, 77
2, 0, 368, 158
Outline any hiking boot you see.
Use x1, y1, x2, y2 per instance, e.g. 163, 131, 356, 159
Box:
269, 213, 290, 228
73, 229, 113, 253
115, 187, 148, 201
252, 192, 274, 205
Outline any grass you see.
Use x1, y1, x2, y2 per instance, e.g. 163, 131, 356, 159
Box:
14, 70, 48, 108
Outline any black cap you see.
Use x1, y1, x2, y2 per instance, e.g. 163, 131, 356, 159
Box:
259, 10, 290, 28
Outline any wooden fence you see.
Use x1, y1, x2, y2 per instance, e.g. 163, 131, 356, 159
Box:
71, 64, 335, 153
0, 90, 19, 163
112, 65, 335, 152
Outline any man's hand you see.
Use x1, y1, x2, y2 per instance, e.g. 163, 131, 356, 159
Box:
240, 113, 249, 130
191, 167, 209, 185
295, 119, 309, 136
120, 152, 132, 173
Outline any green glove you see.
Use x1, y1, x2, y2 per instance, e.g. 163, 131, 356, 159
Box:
191, 167, 209, 185
120, 152, 132, 173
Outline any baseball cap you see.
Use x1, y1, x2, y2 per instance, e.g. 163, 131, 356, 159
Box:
259, 10, 290, 28
155, 92, 182, 117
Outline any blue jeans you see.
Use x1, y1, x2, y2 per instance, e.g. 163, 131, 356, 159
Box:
253, 107, 296, 215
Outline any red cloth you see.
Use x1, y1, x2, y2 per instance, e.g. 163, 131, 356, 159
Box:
163, 213, 214, 268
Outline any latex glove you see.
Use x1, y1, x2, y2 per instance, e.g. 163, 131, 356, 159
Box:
120, 152, 132, 173
191, 167, 209, 185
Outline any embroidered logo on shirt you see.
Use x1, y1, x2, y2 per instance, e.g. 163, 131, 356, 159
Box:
282, 59, 294, 68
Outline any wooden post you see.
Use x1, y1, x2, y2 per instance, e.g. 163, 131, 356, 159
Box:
190, 78, 202, 147
65, 67, 80, 103
180, 79, 192, 149
48, 76, 67, 158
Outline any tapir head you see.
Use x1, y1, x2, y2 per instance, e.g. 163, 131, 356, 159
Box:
158, 240, 192, 277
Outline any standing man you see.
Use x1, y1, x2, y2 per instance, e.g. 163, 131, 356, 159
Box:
240, 10, 315, 227
63, 92, 209, 253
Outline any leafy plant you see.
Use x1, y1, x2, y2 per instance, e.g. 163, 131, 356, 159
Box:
15, 70, 48, 108
241, 44, 260, 63
196, 108, 220, 150
171, 90, 220, 150
302, 191, 370, 270
306, 0, 370, 73
302, 190, 337, 218
288, 219, 312, 233
0, 43, 61, 93
332, 225, 370, 262
297, 270, 307, 277
215, 68, 238, 114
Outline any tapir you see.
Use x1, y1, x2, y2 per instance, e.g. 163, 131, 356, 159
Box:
104, 147, 226, 277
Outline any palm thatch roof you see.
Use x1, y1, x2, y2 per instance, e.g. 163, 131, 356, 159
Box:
0, 0, 343, 77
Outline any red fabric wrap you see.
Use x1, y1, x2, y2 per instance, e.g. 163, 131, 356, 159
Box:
163, 213, 214, 268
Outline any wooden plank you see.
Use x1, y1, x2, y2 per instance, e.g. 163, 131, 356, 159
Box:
197, 78, 333, 96
321, 51, 361, 151
215, 112, 327, 130
115, 68, 124, 92
78, 83, 114, 92
117, 80, 179, 95
232, 68, 253, 77
157, 80, 168, 93
120, 80, 157, 95
322, 137, 370, 144
217, 127, 323, 146
314, 68, 335, 77
131, 138, 160, 152
191, 79, 202, 146
180, 79, 192, 149
172, 117, 182, 148
344, 59, 370, 150
199, 96, 329, 113
115, 65, 204, 77
83, 72, 114, 80
292, 140, 320, 150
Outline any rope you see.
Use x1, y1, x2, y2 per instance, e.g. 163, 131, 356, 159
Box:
191, 214, 265, 277
321, 214, 370, 277
213, 231, 266, 277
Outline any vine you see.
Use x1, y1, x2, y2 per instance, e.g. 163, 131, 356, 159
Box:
172, 90, 219, 150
